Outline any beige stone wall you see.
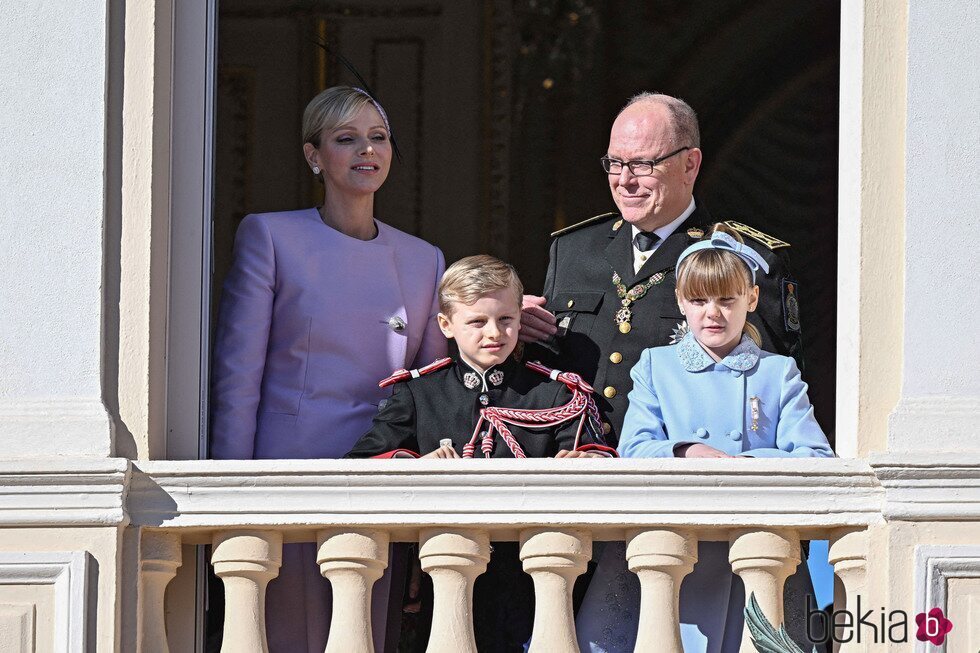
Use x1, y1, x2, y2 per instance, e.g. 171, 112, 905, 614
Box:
837, 0, 908, 458
862, 521, 980, 651
0, 528, 121, 652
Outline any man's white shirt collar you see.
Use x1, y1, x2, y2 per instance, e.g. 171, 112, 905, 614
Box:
631, 198, 696, 274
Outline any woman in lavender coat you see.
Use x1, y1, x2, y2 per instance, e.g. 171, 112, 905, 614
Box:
210, 86, 446, 652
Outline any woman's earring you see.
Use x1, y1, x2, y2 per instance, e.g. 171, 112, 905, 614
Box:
312, 166, 320, 175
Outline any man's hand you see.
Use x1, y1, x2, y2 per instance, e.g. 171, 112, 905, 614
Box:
422, 444, 460, 459
520, 295, 557, 343
554, 449, 604, 458
675, 443, 735, 458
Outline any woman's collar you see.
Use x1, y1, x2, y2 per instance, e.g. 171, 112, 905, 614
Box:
677, 332, 760, 372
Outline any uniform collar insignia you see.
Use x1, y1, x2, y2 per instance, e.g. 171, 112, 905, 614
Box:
455, 357, 515, 389
677, 332, 760, 372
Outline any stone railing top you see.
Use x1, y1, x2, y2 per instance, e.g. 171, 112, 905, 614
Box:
1, 455, 977, 533
127, 458, 882, 540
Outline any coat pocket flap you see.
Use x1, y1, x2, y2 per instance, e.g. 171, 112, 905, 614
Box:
548, 291, 604, 314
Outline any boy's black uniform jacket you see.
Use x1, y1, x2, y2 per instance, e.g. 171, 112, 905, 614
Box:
346, 356, 613, 653
346, 356, 614, 459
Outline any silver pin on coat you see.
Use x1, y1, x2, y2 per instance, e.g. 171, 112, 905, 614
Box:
384, 316, 406, 332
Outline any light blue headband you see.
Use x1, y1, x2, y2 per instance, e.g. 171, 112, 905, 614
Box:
676, 231, 770, 284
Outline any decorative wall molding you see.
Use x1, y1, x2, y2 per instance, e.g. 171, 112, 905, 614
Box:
0, 459, 129, 527
0, 603, 35, 652
0, 398, 112, 458
913, 545, 980, 653
0, 551, 90, 653
888, 395, 980, 454
871, 454, 980, 521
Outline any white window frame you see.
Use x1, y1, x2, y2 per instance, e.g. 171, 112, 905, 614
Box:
166, 0, 218, 461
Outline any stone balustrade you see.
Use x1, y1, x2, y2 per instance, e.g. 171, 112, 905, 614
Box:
139, 524, 871, 653
125, 458, 882, 652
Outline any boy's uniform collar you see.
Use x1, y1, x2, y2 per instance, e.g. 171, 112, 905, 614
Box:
453, 356, 519, 391
677, 332, 760, 372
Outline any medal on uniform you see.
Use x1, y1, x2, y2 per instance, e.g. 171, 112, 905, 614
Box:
781, 280, 801, 332
612, 270, 670, 333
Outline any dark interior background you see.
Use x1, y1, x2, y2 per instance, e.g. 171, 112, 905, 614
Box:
214, 0, 839, 438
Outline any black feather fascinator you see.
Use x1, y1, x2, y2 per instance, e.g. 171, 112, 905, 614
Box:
313, 40, 402, 161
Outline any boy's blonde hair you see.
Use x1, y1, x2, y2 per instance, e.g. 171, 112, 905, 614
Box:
439, 255, 524, 316
675, 223, 763, 346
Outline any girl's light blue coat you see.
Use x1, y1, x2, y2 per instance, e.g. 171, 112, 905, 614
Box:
618, 332, 833, 459
576, 333, 832, 653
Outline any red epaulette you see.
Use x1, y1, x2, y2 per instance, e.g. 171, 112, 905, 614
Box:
378, 357, 453, 388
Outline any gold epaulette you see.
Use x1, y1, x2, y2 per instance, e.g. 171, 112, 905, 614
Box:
551, 212, 619, 238
723, 220, 791, 250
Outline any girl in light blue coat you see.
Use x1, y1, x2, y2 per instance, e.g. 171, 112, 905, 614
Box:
577, 226, 833, 653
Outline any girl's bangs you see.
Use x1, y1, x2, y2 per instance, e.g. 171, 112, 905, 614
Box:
677, 250, 751, 299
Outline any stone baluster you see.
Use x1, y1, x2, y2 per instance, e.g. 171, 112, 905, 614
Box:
211, 530, 283, 653
520, 528, 591, 652
829, 530, 869, 653
139, 531, 182, 653
729, 529, 801, 653
627, 529, 698, 653
317, 529, 389, 653
419, 528, 491, 653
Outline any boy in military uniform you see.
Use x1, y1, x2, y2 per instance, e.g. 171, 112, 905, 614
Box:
347, 254, 613, 461
347, 254, 613, 651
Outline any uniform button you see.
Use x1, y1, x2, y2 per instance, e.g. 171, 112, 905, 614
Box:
603, 386, 617, 399
479, 393, 490, 406
730, 370, 742, 378
602, 422, 612, 435
609, 352, 623, 364
567, 299, 575, 308
728, 430, 742, 441
695, 428, 709, 439
619, 322, 632, 334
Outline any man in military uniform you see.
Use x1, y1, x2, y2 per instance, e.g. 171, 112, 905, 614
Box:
521, 93, 802, 445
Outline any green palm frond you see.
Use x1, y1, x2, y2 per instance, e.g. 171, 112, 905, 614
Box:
744, 592, 817, 653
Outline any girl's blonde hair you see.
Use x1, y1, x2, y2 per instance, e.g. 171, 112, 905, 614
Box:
302, 86, 384, 147
439, 255, 524, 316
675, 223, 763, 346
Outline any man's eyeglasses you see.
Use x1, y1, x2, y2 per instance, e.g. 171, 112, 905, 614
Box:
601, 146, 691, 176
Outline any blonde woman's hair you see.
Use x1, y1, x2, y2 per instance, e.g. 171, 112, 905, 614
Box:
675, 223, 763, 345
302, 86, 384, 147
439, 255, 524, 316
